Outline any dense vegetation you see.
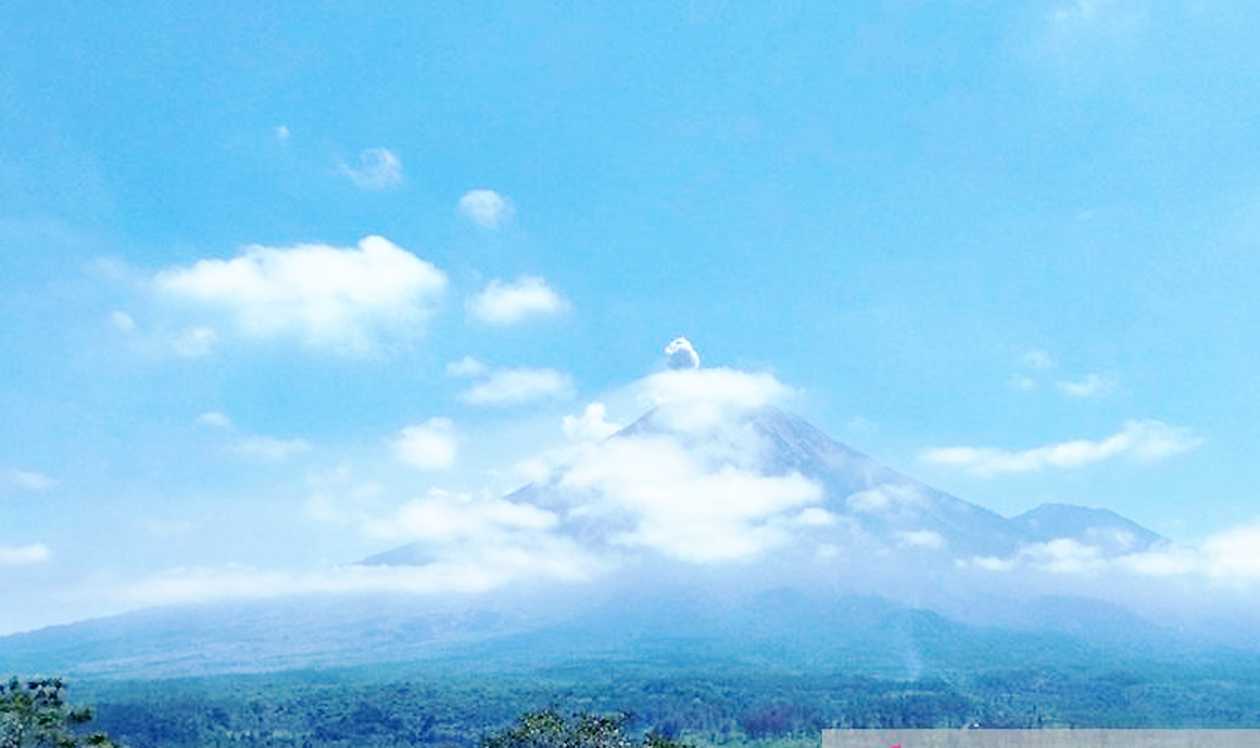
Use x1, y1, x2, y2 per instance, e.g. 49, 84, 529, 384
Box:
10, 656, 1256, 748
1, 677, 118, 748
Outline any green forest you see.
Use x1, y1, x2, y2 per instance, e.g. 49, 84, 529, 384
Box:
8, 656, 1260, 748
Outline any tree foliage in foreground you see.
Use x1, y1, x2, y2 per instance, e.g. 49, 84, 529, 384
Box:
483, 710, 688, 748
0, 678, 119, 748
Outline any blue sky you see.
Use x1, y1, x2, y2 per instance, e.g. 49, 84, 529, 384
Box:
3, 1, 1260, 633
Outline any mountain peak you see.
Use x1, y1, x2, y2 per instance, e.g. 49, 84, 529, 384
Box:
1011, 503, 1165, 552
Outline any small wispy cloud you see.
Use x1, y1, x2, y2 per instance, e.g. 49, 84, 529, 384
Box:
457, 189, 514, 229
4, 468, 57, 492
459, 367, 574, 406
1056, 373, 1116, 398
231, 436, 312, 462
445, 356, 489, 378
921, 420, 1202, 477
274, 125, 290, 142
197, 411, 233, 429
0, 543, 51, 566
467, 276, 569, 326
339, 147, 403, 190
109, 310, 136, 333
172, 326, 218, 358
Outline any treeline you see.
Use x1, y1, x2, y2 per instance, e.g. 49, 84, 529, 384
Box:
44, 661, 1260, 748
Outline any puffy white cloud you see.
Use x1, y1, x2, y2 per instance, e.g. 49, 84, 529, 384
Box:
920, 420, 1202, 477
1056, 373, 1116, 398
339, 147, 403, 190
794, 507, 839, 527
1198, 523, 1260, 580
0, 543, 50, 566
196, 411, 232, 429
446, 356, 488, 378
635, 367, 793, 432
467, 276, 569, 325
562, 402, 620, 443
4, 469, 56, 492
457, 189, 514, 228
664, 337, 700, 370
459, 368, 574, 406
391, 418, 458, 471
231, 436, 312, 462
155, 236, 447, 354
558, 434, 823, 563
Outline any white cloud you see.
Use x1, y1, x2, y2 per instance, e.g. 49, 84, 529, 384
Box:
920, 420, 1202, 477
109, 310, 136, 333
0, 544, 50, 566
459, 368, 574, 406
1056, 373, 1116, 398
467, 276, 569, 326
274, 125, 290, 141
1197, 523, 1260, 580
794, 507, 839, 527
391, 418, 458, 471
457, 189, 514, 228
339, 147, 403, 190
562, 402, 621, 443
231, 436, 312, 462
130, 487, 601, 606
558, 434, 823, 563
846, 484, 929, 515
1021, 349, 1055, 369
664, 337, 701, 370
5, 469, 56, 492
959, 539, 1106, 575
361, 490, 557, 544
897, 529, 946, 550
635, 367, 793, 433
960, 522, 1260, 584
172, 326, 218, 358
155, 235, 447, 355
446, 356, 489, 378
197, 411, 233, 429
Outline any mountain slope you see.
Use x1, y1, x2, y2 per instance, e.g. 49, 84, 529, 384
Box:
0, 407, 1182, 679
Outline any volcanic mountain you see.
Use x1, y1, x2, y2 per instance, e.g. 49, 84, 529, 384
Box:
0, 407, 1179, 679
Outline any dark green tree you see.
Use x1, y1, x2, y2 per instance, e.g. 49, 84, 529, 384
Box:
482, 710, 689, 748
1, 678, 119, 748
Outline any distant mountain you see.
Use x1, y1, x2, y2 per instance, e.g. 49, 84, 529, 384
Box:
1011, 503, 1165, 553
0, 406, 1189, 680
375, 407, 1160, 565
